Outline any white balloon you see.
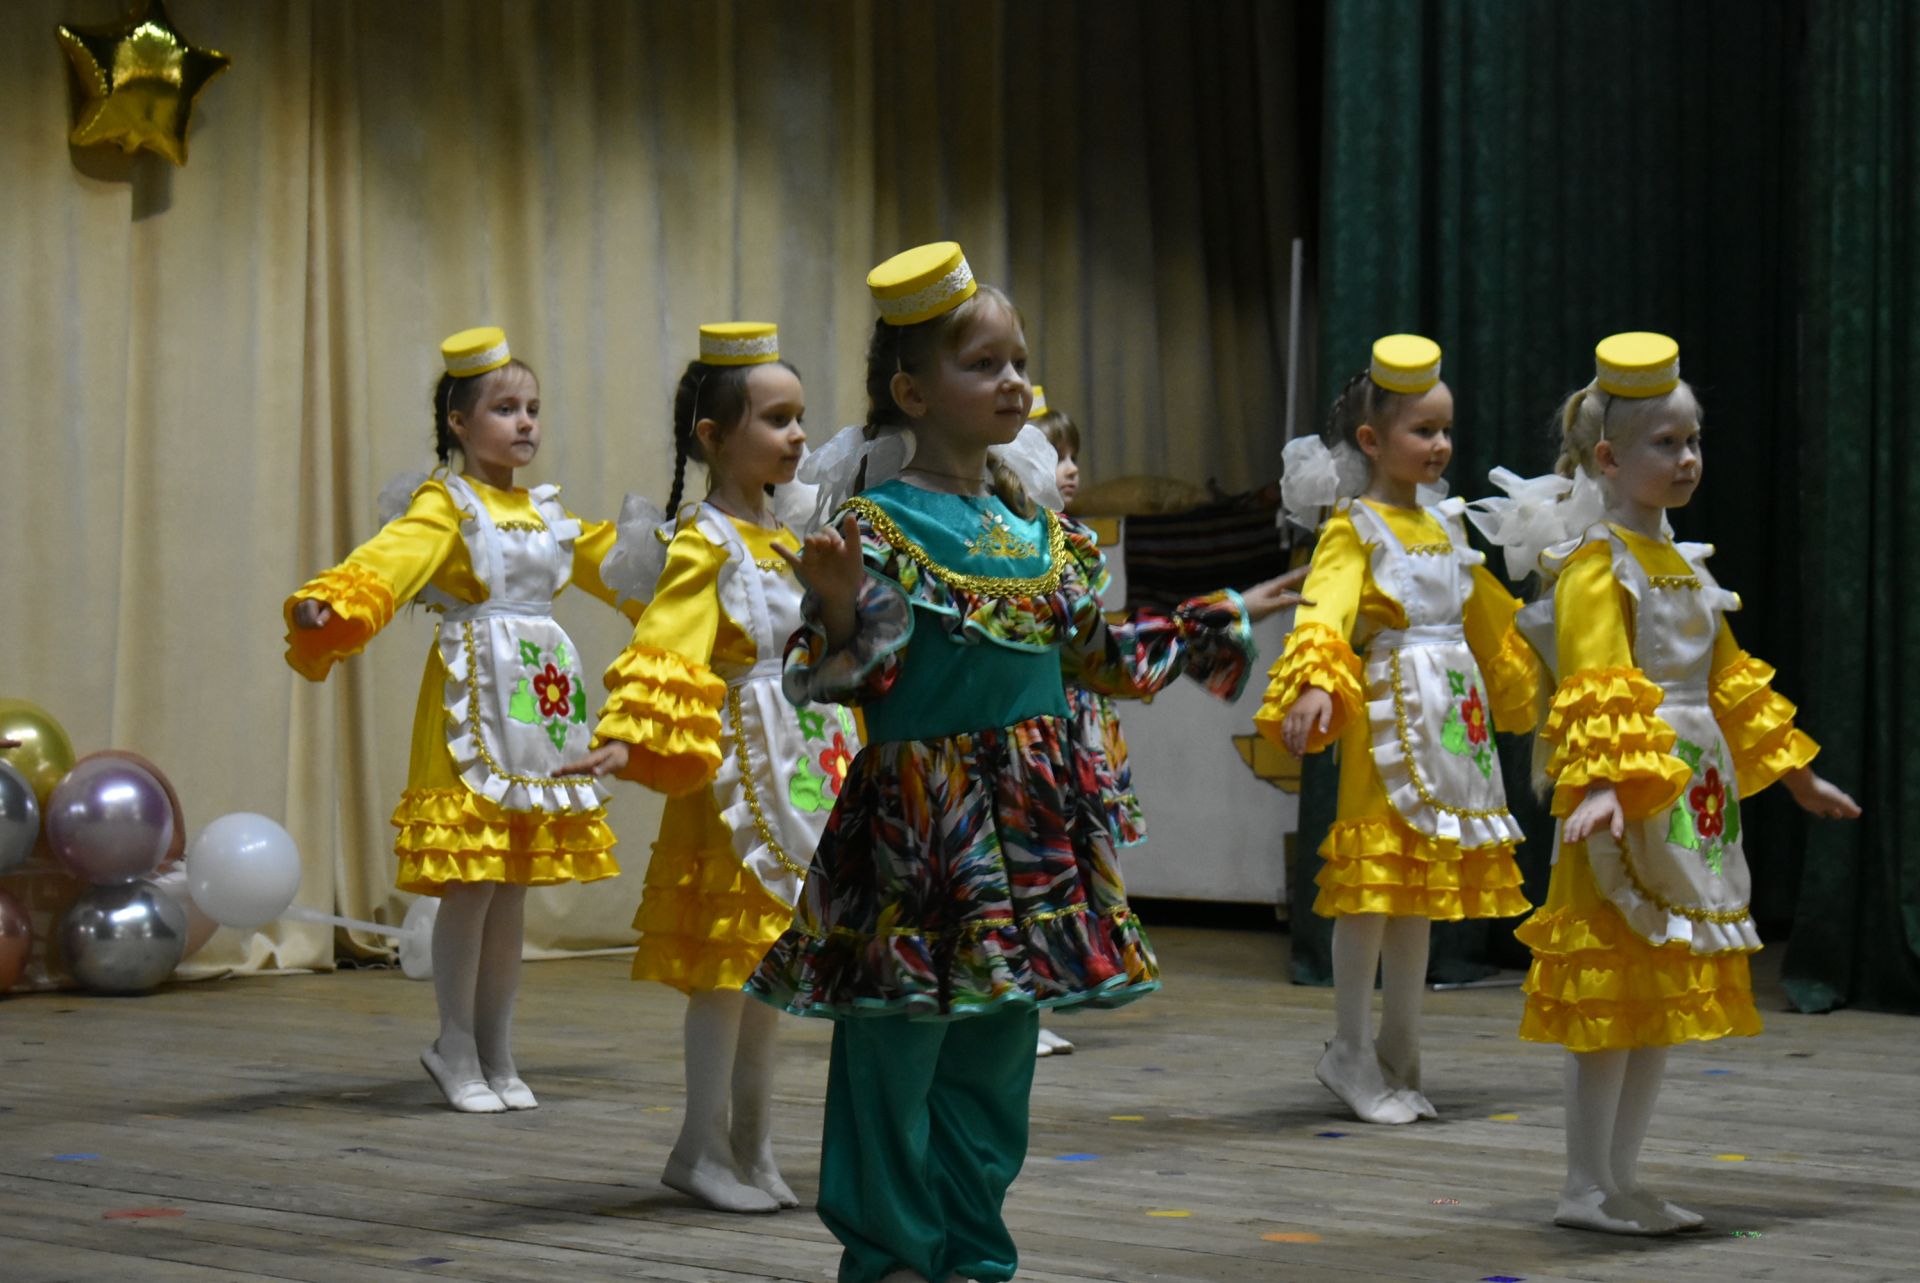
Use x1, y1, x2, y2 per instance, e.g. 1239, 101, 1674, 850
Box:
185, 812, 303, 929
398, 895, 438, 980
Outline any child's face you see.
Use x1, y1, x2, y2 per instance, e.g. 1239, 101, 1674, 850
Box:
1054, 447, 1080, 505
908, 303, 1031, 450
1598, 405, 1702, 512
1360, 382, 1453, 489
702, 363, 807, 493
452, 365, 540, 476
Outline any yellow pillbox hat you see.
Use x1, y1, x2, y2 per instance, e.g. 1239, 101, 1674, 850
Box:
1595, 331, 1680, 397
868, 241, 977, 326
441, 326, 511, 378
1029, 384, 1049, 419
1369, 334, 1442, 394
699, 321, 780, 366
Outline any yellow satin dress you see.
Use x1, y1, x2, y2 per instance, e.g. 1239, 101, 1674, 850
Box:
1517, 526, 1819, 1051
592, 516, 800, 994
284, 476, 638, 894
1254, 499, 1541, 919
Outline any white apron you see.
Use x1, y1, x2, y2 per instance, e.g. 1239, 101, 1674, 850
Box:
433, 476, 607, 814
692, 506, 860, 910
1576, 532, 1759, 955
1348, 499, 1523, 854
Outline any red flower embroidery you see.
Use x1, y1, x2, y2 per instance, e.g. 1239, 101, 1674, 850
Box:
535, 663, 571, 718
1461, 686, 1489, 747
818, 732, 853, 796
1690, 767, 1727, 840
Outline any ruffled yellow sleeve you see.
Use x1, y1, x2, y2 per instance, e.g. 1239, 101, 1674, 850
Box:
1709, 620, 1819, 797
282, 482, 462, 682
1253, 513, 1366, 754
591, 524, 729, 795
1542, 542, 1692, 818
1464, 564, 1543, 734
567, 511, 645, 622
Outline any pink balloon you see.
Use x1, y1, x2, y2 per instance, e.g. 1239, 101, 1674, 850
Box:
45, 757, 174, 884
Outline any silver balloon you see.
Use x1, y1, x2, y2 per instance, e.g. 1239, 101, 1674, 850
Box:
0, 760, 38, 873
45, 756, 174, 884
59, 881, 188, 994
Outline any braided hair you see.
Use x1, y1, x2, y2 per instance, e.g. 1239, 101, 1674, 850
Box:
666, 358, 801, 511
430, 358, 536, 464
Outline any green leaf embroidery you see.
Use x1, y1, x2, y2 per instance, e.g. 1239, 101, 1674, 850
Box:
796, 708, 827, 742
1673, 737, 1704, 772
788, 756, 826, 812
1667, 802, 1699, 851
1704, 841, 1725, 877
1447, 670, 1468, 697
1723, 793, 1742, 846
553, 641, 571, 668
508, 678, 538, 724
1440, 707, 1469, 757
545, 718, 569, 751
1472, 744, 1495, 780
571, 688, 588, 725
836, 706, 857, 738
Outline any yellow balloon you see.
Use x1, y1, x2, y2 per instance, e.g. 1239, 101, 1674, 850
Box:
56, 0, 231, 167
0, 699, 77, 803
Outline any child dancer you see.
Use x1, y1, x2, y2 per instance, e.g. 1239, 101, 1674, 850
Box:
1472, 332, 1859, 1234
286, 327, 636, 1113
558, 323, 854, 1214
745, 243, 1303, 1283
1255, 335, 1541, 1124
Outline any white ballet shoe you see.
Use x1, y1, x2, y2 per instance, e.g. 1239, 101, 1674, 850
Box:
731, 1139, 799, 1208
1552, 1185, 1677, 1236
420, 1048, 506, 1114
1037, 1028, 1074, 1056
486, 1075, 539, 1110
662, 1150, 781, 1214
1316, 1041, 1417, 1125
1621, 1187, 1705, 1231
1376, 1049, 1437, 1120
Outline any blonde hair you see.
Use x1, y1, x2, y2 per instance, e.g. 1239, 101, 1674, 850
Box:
1554, 379, 1702, 478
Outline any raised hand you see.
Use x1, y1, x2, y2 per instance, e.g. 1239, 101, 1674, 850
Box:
1280, 686, 1334, 757
774, 512, 864, 647
292, 598, 335, 630
555, 741, 629, 779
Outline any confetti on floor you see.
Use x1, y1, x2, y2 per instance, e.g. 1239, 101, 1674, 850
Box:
1056, 1153, 1100, 1162
1730, 1230, 1764, 1239
1430, 1198, 1461, 1205
1110, 1114, 1145, 1122
1488, 1113, 1519, 1121
407, 1258, 453, 1266
1715, 1154, 1748, 1162
1146, 1210, 1191, 1218
1261, 1231, 1322, 1243
641, 1105, 673, 1113
53, 1153, 99, 1161
1702, 1068, 1734, 1075
1315, 1131, 1348, 1139
104, 1208, 184, 1220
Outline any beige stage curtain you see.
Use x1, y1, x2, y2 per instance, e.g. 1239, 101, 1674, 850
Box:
0, 0, 1305, 975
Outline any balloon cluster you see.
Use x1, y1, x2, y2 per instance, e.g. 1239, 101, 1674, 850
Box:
0, 698, 305, 996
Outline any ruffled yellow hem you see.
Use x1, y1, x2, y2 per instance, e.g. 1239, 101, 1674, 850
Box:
390, 787, 619, 895
1483, 624, 1544, 734
1254, 622, 1365, 754
630, 837, 796, 993
1313, 814, 1531, 920
1710, 652, 1820, 796
593, 645, 727, 796
1516, 904, 1761, 1050
1543, 666, 1692, 818
284, 563, 395, 682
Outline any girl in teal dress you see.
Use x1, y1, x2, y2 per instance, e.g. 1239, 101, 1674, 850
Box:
748, 243, 1300, 1283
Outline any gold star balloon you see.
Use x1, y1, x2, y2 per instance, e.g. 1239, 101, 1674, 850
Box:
56, 0, 230, 166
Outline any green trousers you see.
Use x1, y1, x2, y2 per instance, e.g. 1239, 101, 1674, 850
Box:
819, 1005, 1040, 1283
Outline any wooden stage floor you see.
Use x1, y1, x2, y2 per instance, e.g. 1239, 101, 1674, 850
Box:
2, 925, 1915, 1282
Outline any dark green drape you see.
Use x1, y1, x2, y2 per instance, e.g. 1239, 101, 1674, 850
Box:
1780, 3, 1920, 1014
1295, 0, 1821, 986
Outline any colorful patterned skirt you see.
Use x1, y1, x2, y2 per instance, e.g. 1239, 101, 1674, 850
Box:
747, 712, 1159, 1020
